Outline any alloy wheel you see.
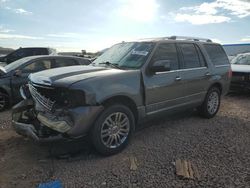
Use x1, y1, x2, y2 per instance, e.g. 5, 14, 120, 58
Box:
101, 112, 130, 149
207, 91, 219, 115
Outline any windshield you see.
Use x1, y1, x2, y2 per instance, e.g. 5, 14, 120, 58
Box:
4, 56, 34, 72
93, 42, 155, 69
231, 54, 250, 65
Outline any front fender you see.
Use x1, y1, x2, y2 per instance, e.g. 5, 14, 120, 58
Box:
70, 70, 143, 106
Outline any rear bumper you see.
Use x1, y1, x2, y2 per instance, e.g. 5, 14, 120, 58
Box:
12, 99, 103, 142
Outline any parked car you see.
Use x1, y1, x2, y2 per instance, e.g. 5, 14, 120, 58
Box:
230, 53, 250, 91
0, 47, 56, 66
0, 55, 91, 111
12, 36, 231, 155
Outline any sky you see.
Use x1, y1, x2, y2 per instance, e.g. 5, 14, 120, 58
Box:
0, 0, 250, 52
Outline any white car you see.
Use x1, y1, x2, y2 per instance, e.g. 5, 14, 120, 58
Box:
230, 53, 250, 91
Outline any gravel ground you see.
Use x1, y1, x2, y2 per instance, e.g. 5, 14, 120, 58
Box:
0, 94, 250, 188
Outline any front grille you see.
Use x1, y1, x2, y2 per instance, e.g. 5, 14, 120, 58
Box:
29, 84, 55, 112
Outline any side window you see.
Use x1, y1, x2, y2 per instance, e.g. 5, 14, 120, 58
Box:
22, 59, 51, 73
53, 58, 78, 68
204, 44, 229, 66
11, 48, 32, 58
151, 43, 179, 70
33, 48, 48, 55
179, 43, 201, 69
195, 45, 206, 67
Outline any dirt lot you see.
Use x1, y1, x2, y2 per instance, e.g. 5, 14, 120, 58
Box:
1, 94, 250, 188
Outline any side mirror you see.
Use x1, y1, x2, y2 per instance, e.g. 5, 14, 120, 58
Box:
14, 70, 22, 77
150, 60, 171, 73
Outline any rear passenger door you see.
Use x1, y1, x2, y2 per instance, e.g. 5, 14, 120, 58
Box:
177, 43, 211, 103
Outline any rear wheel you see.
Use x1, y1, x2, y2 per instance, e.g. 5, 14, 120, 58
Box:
0, 92, 9, 111
91, 104, 135, 155
199, 87, 221, 118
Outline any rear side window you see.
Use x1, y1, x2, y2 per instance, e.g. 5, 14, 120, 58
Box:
151, 43, 179, 70
204, 44, 229, 66
22, 59, 52, 73
179, 43, 201, 69
53, 58, 78, 68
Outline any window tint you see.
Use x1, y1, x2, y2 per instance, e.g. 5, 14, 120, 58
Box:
195, 45, 206, 67
151, 43, 179, 70
33, 48, 48, 55
53, 58, 78, 68
204, 44, 229, 65
179, 43, 201, 69
11, 48, 32, 58
22, 59, 51, 73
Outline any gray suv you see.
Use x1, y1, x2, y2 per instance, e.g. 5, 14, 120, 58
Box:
12, 36, 231, 155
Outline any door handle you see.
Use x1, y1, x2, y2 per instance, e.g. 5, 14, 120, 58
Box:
175, 76, 182, 81
205, 72, 211, 76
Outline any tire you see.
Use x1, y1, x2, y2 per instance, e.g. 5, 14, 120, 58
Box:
0, 92, 9, 112
199, 87, 221, 119
91, 104, 135, 156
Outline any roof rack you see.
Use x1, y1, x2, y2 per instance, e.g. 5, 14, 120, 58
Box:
138, 36, 213, 42
168, 36, 212, 42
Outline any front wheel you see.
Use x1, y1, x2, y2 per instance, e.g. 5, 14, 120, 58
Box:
91, 104, 135, 155
199, 87, 221, 119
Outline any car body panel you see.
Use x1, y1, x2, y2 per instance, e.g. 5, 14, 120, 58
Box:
231, 64, 250, 73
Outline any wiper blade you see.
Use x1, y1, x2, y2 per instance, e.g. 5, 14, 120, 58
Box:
99, 61, 122, 69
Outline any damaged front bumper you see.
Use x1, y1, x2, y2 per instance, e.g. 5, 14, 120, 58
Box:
12, 99, 103, 142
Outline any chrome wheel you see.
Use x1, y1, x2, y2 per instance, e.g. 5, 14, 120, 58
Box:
207, 91, 219, 114
101, 112, 130, 149
0, 94, 6, 110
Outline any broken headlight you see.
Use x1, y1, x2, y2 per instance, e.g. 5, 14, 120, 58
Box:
56, 89, 86, 108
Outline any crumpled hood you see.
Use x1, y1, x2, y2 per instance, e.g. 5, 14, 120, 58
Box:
231, 64, 250, 73
29, 65, 130, 87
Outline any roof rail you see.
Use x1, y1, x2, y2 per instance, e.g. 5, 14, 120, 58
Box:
168, 36, 212, 42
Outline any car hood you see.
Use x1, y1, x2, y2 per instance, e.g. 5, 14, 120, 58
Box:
29, 65, 134, 87
231, 64, 250, 73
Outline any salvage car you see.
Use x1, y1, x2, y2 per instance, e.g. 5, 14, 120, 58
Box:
0, 47, 56, 66
0, 55, 91, 111
230, 53, 250, 91
12, 36, 231, 155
